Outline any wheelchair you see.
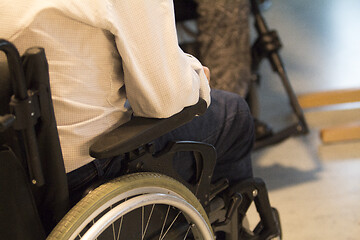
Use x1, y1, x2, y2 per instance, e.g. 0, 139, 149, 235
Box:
0, 39, 281, 240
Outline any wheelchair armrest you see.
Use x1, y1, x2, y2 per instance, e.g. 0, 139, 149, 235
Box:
89, 98, 207, 159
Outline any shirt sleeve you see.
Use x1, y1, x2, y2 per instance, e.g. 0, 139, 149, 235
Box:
104, 0, 211, 118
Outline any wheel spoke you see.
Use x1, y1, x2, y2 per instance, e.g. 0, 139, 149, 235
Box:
142, 204, 155, 240
159, 206, 170, 240
116, 215, 124, 240
108, 205, 116, 240
142, 206, 144, 238
183, 225, 192, 240
112, 221, 116, 240
116, 198, 127, 240
160, 210, 182, 240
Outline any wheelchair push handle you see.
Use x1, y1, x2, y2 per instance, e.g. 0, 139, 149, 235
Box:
0, 39, 28, 100
0, 39, 45, 186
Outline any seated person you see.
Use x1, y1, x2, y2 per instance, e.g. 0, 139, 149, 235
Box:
0, 0, 254, 199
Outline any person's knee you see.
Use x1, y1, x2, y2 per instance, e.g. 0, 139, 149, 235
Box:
217, 90, 253, 134
209, 89, 255, 154
211, 89, 251, 116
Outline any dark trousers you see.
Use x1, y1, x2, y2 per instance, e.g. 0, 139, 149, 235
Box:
67, 89, 254, 203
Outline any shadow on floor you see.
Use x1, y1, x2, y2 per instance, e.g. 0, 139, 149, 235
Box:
252, 163, 321, 191
251, 132, 323, 191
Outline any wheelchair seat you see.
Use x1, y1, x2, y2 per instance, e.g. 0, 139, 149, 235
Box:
0, 40, 281, 240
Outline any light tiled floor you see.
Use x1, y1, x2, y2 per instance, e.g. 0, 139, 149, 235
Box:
251, 0, 360, 239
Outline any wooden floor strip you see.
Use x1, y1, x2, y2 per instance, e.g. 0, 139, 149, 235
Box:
298, 89, 360, 108
321, 123, 360, 143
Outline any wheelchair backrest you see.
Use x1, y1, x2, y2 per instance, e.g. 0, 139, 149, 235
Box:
0, 40, 69, 239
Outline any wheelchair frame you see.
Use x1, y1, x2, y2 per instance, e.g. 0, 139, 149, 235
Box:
0, 39, 281, 240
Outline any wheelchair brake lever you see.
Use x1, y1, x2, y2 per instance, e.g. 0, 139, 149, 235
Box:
209, 178, 229, 201
213, 192, 243, 226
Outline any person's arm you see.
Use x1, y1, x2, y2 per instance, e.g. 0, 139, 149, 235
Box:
105, 0, 210, 118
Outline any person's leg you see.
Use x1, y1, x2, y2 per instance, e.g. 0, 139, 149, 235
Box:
154, 89, 254, 184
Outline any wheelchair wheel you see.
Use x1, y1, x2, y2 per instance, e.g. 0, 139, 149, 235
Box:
48, 172, 214, 240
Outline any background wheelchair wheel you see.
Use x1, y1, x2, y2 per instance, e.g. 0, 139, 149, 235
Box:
48, 172, 214, 240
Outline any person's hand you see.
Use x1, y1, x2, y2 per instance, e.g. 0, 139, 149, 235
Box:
203, 66, 210, 82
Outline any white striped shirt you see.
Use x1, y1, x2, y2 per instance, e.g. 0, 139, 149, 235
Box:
0, 0, 210, 172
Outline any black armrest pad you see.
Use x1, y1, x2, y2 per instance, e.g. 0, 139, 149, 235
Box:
89, 98, 207, 159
